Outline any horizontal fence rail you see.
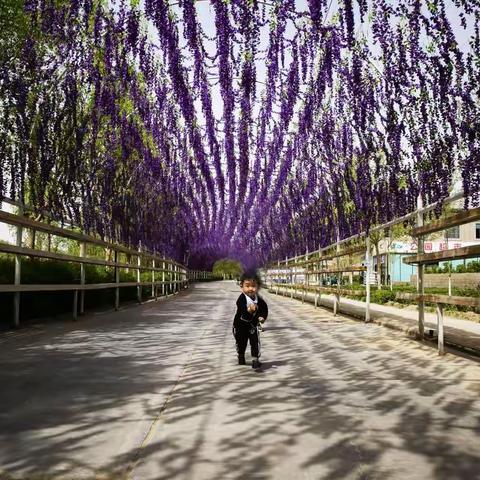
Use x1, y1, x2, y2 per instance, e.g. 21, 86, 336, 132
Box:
0, 199, 189, 326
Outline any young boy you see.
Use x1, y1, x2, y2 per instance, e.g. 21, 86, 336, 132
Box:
233, 271, 268, 369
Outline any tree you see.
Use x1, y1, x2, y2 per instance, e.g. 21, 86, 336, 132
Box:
212, 258, 242, 280
0, 0, 29, 69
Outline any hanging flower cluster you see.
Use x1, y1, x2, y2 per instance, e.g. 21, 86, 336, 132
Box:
0, 0, 479, 269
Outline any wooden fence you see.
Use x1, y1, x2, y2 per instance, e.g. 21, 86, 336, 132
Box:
188, 270, 221, 281
402, 205, 480, 354
263, 193, 480, 355
0, 201, 188, 326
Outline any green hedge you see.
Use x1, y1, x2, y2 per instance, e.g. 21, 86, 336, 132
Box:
426, 260, 480, 274
331, 282, 479, 311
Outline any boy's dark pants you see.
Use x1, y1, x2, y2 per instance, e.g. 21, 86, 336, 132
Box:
233, 321, 260, 358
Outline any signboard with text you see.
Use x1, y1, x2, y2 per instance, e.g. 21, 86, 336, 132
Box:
389, 240, 479, 254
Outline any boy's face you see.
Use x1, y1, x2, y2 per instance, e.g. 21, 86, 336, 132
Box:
241, 279, 258, 298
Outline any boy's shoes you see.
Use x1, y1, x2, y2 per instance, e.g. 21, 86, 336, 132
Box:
252, 359, 262, 370
238, 355, 246, 365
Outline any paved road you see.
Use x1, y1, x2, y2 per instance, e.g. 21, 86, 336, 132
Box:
271, 287, 480, 353
1, 281, 479, 480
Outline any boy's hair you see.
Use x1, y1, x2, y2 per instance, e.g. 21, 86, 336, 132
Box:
240, 270, 262, 286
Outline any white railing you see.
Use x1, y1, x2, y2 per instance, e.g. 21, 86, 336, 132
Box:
187, 270, 220, 281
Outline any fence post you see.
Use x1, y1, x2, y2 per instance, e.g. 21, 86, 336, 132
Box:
80, 242, 86, 315
389, 226, 393, 291
167, 262, 171, 295
303, 248, 308, 304
319, 248, 324, 306
349, 253, 353, 285
285, 256, 288, 296
153, 257, 157, 300
334, 234, 340, 316
276, 260, 280, 295
162, 261, 166, 296
417, 195, 425, 338
437, 303, 445, 355
115, 250, 120, 311
13, 206, 23, 327
291, 257, 294, 299
174, 264, 177, 293
316, 250, 322, 308
445, 233, 452, 297
365, 236, 371, 322
137, 245, 142, 304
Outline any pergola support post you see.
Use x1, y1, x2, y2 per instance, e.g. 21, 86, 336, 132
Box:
365, 236, 371, 323
115, 250, 120, 311
417, 194, 425, 338
13, 206, 23, 328
437, 303, 445, 355
80, 242, 86, 315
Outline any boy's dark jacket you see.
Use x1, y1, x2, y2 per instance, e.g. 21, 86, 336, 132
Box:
233, 294, 268, 326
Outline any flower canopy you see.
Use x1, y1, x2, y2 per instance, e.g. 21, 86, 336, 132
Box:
1, 0, 479, 269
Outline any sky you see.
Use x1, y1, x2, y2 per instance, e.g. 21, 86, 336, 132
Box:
0, 203, 15, 243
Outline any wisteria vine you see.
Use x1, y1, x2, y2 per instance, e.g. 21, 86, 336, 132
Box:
0, 0, 479, 269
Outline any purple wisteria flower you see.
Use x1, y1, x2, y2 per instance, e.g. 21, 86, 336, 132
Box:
0, 0, 478, 269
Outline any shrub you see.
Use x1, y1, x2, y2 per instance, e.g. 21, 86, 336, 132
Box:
370, 289, 397, 304
0, 256, 165, 329
455, 260, 480, 273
